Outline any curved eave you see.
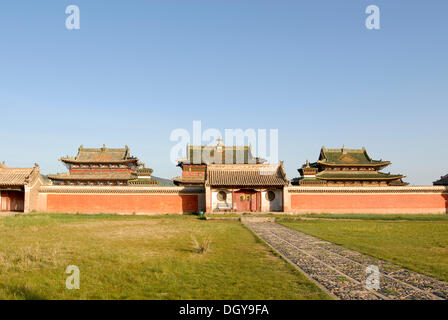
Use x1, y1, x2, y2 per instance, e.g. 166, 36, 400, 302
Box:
47, 175, 136, 181
316, 175, 405, 181
317, 160, 391, 167
60, 158, 139, 164
0, 184, 24, 190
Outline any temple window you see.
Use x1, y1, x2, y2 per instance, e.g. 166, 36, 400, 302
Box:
217, 191, 227, 201
266, 191, 276, 202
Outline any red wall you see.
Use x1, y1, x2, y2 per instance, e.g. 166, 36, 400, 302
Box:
46, 193, 199, 214
290, 193, 448, 214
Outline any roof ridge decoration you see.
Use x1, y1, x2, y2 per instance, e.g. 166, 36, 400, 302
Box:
318, 146, 390, 166
59, 145, 139, 164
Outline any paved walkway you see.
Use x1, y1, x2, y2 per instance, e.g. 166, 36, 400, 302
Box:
243, 221, 448, 300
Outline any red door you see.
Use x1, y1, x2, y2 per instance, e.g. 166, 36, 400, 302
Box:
234, 190, 260, 212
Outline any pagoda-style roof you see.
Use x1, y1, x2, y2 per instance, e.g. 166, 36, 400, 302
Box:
128, 167, 158, 186
47, 172, 137, 181
292, 146, 408, 186
315, 171, 405, 181
173, 175, 205, 185
434, 174, 448, 186
205, 163, 289, 187
177, 139, 266, 165
135, 167, 153, 176
60, 145, 139, 164
0, 163, 42, 188
318, 146, 390, 168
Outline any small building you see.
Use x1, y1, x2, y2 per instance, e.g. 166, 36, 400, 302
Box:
205, 163, 289, 212
0, 163, 44, 212
434, 174, 448, 186
48, 145, 143, 186
292, 146, 408, 186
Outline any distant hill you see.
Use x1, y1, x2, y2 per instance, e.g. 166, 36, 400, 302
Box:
151, 176, 175, 186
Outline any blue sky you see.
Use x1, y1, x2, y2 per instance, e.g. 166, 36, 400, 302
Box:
0, 0, 447, 185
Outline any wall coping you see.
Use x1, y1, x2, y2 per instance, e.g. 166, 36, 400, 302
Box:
39, 185, 205, 194
287, 186, 448, 194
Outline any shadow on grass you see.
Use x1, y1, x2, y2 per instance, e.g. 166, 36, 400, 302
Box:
0, 284, 47, 300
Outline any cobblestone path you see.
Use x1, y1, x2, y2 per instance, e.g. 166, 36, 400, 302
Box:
243, 221, 448, 300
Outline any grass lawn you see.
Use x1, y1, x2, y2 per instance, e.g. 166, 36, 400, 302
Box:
0, 214, 330, 300
279, 217, 448, 281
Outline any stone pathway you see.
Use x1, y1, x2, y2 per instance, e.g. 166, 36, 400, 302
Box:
243, 221, 448, 300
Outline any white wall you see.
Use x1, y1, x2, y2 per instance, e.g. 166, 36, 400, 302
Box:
211, 188, 283, 212
211, 189, 233, 211
260, 189, 283, 212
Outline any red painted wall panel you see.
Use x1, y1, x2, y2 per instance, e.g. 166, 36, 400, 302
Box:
46, 193, 198, 214
290, 193, 448, 214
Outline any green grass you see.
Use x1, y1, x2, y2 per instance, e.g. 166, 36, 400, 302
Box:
279, 213, 448, 221
0, 213, 330, 300
205, 212, 448, 221
279, 219, 448, 281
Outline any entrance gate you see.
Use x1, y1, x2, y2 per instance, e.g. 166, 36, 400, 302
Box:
234, 189, 260, 212
0, 191, 25, 212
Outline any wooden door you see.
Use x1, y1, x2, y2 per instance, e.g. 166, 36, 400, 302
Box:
0, 191, 24, 212
234, 190, 260, 212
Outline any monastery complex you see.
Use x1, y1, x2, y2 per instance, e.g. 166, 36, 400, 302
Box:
0, 142, 447, 215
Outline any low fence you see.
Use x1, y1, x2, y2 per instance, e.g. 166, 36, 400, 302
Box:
38, 186, 205, 214
285, 186, 448, 214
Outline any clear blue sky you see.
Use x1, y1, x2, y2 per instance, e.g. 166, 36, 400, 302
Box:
0, 0, 447, 185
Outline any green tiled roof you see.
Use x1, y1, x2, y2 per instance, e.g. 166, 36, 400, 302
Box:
315, 171, 404, 181
318, 147, 389, 166
61, 145, 139, 164
183, 145, 265, 165
128, 178, 158, 185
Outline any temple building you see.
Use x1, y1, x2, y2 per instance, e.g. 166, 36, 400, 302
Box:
433, 174, 448, 186
128, 166, 158, 185
174, 139, 289, 212
173, 138, 265, 186
0, 162, 44, 212
292, 146, 408, 186
48, 145, 149, 186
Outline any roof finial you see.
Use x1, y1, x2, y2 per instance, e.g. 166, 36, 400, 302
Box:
216, 137, 224, 146
102, 144, 106, 151
306, 159, 310, 168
